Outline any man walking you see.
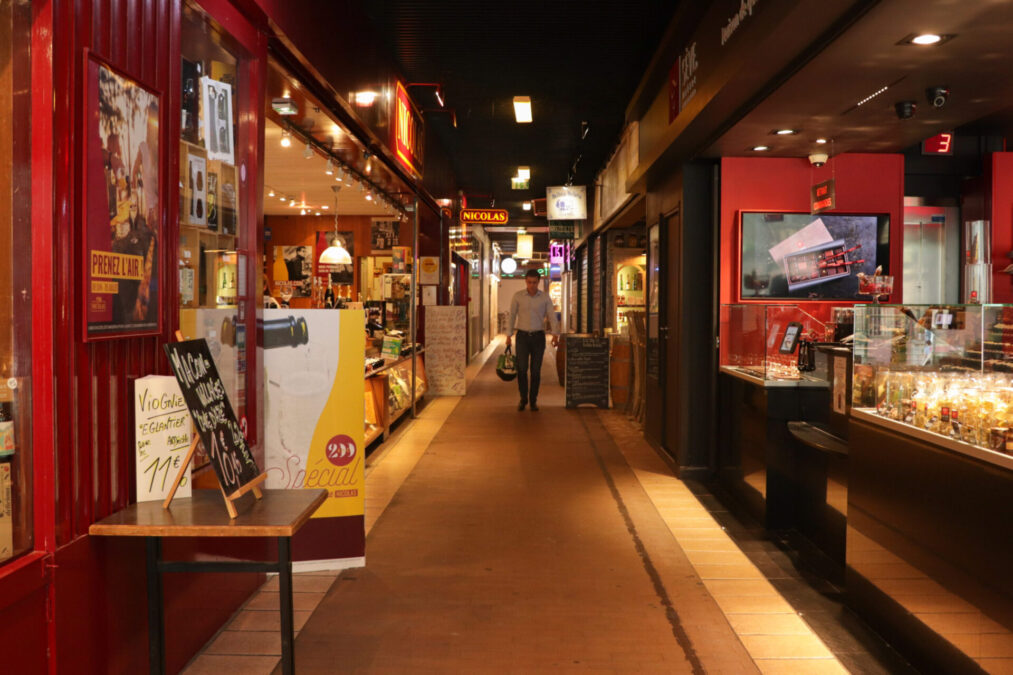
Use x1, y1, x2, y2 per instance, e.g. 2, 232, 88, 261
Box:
506, 269, 560, 411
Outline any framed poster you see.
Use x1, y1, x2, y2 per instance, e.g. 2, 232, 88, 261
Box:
83, 53, 163, 340
201, 76, 234, 164
371, 218, 401, 252
180, 142, 207, 227
274, 245, 313, 298
217, 161, 238, 235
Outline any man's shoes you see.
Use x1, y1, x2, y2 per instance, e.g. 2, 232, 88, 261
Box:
530, 403, 539, 411
518, 401, 526, 411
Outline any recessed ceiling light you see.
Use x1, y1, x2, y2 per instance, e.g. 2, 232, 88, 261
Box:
898, 32, 954, 46
751, 145, 769, 152
815, 138, 828, 144
365, 194, 373, 201
278, 193, 286, 202
773, 129, 798, 135
513, 96, 532, 123
321, 205, 329, 210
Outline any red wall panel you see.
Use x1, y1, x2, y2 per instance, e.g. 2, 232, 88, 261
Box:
38, 0, 270, 671
719, 154, 905, 306
990, 153, 1013, 303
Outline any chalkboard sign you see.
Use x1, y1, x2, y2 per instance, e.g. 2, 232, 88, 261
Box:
565, 336, 610, 409
164, 339, 260, 496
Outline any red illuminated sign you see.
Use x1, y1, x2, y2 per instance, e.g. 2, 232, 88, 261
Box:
810, 179, 836, 214
460, 208, 509, 224
922, 132, 954, 156
393, 81, 425, 178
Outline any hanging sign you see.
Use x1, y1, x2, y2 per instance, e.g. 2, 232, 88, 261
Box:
546, 186, 587, 221
393, 81, 425, 179
549, 222, 576, 240
811, 179, 836, 214
460, 208, 509, 224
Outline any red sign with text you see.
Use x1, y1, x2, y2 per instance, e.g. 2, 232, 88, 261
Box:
393, 81, 425, 178
811, 179, 836, 214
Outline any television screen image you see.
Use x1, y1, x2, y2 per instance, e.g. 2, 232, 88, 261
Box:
740, 212, 889, 299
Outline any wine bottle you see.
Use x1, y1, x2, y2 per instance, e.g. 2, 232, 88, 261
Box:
261, 316, 309, 349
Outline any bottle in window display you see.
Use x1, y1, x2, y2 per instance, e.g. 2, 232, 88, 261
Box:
0, 401, 15, 458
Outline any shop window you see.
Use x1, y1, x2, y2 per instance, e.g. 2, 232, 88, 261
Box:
177, 2, 250, 465
0, 0, 33, 563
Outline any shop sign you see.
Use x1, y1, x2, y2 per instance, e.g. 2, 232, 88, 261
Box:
922, 132, 954, 155
811, 179, 836, 214
550, 242, 566, 266
669, 41, 699, 123
721, 0, 760, 46
546, 186, 587, 221
393, 81, 424, 179
460, 208, 509, 224
419, 256, 440, 285
549, 222, 576, 240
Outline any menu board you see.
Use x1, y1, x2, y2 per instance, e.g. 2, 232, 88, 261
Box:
134, 375, 191, 502
425, 306, 466, 395
164, 339, 260, 495
565, 336, 610, 409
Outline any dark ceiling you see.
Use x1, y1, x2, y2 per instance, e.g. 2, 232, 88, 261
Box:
363, 0, 677, 250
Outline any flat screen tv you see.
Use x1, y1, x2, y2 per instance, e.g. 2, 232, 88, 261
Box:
739, 212, 890, 299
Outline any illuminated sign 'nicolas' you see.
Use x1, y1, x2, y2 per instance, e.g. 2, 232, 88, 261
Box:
460, 208, 509, 224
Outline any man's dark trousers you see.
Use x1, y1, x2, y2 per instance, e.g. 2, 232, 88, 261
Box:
515, 329, 546, 405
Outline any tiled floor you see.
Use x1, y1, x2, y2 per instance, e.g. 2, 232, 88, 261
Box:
183, 338, 909, 674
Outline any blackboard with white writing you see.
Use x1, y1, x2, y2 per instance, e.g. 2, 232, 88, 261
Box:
163, 339, 260, 495
565, 336, 610, 409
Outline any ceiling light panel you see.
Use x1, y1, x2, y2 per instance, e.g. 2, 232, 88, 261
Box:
513, 96, 532, 123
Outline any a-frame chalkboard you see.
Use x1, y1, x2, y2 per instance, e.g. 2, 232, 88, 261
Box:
163, 337, 266, 517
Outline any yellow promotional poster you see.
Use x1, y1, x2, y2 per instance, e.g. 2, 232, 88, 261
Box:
263, 309, 365, 518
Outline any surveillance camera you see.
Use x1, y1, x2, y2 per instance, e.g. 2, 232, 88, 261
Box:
926, 86, 950, 109
808, 153, 828, 167
895, 100, 917, 120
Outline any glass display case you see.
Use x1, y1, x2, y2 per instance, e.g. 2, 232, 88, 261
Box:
719, 303, 829, 382
851, 303, 1013, 467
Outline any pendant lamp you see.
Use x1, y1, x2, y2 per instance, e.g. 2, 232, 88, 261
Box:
319, 185, 352, 265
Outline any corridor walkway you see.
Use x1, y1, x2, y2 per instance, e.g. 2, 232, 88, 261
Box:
186, 341, 907, 674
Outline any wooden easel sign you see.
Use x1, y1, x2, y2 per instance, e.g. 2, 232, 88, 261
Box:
163, 338, 266, 517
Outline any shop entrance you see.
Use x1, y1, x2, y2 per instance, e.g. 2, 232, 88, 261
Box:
644, 217, 665, 446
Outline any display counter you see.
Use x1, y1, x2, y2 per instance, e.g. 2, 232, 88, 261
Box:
716, 303, 832, 529
364, 351, 427, 446
847, 303, 1013, 673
